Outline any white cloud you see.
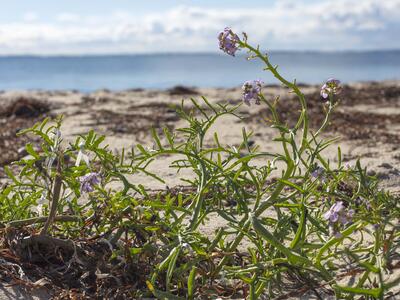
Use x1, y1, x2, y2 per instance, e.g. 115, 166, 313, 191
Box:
22, 12, 39, 23
0, 0, 399, 55
56, 13, 81, 23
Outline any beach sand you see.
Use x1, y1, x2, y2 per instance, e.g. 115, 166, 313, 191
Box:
1, 80, 399, 193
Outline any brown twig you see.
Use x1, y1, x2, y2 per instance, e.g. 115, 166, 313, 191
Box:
6, 215, 80, 228
40, 153, 63, 235
19, 234, 76, 252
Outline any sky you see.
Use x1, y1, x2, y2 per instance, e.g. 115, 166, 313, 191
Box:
0, 0, 399, 55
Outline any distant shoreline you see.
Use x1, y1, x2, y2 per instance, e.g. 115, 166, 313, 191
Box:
0, 79, 399, 94
0, 49, 399, 58
0, 52, 398, 91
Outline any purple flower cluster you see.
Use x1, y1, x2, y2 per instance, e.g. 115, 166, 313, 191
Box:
218, 27, 240, 56
324, 201, 354, 238
320, 78, 341, 99
242, 80, 263, 106
79, 172, 100, 193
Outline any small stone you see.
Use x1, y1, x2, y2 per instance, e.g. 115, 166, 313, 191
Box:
378, 163, 393, 169
376, 172, 390, 180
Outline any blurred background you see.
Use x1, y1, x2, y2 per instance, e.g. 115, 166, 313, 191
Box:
0, 0, 399, 91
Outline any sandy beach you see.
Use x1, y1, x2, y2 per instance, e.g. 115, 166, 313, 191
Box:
1, 80, 399, 194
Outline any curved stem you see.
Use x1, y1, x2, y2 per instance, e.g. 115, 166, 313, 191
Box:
40, 153, 63, 236
313, 102, 334, 140
241, 42, 309, 154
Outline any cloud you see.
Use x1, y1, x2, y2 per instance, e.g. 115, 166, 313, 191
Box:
22, 12, 39, 23
0, 0, 399, 55
56, 13, 81, 23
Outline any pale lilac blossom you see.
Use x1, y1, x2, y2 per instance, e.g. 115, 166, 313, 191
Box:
324, 201, 354, 225
218, 27, 240, 56
345, 163, 352, 170
242, 80, 263, 106
320, 78, 341, 99
79, 172, 100, 193
324, 201, 354, 238
331, 230, 343, 239
311, 166, 326, 181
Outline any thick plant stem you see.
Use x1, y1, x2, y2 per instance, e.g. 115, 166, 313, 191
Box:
40, 155, 63, 235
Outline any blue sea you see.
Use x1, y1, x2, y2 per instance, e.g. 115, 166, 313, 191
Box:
0, 51, 398, 92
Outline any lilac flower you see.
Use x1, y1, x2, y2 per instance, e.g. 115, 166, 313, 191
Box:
242, 80, 263, 106
79, 172, 100, 193
218, 27, 240, 56
329, 228, 343, 239
311, 166, 325, 181
320, 78, 341, 99
341, 208, 355, 224
345, 163, 352, 170
324, 201, 344, 223
324, 201, 354, 225
324, 201, 354, 237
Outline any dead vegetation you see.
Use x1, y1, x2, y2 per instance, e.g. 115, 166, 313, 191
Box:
247, 83, 400, 144
0, 97, 51, 177
89, 102, 180, 138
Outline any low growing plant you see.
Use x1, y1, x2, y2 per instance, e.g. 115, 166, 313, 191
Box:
0, 28, 399, 299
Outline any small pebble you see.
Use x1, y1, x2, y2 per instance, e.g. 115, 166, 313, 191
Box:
379, 163, 393, 169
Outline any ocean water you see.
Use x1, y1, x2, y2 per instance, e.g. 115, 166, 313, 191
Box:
0, 51, 398, 92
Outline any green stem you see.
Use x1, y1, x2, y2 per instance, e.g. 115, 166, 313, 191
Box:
255, 160, 294, 216
312, 102, 334, 139
188, 161, 207, 231
242, 42, 309, 153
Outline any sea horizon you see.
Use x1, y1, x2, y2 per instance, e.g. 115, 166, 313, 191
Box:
0, 50, 399, 92
0, 49, 399, 58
